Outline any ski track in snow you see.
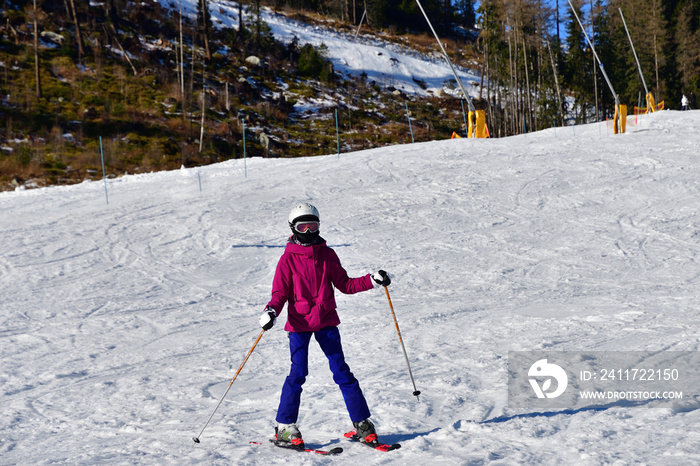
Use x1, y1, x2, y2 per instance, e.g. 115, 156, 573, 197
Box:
3, 111, 700, 464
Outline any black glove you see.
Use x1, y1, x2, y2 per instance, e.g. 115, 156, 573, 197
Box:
372, 270, 391, 287
259, 307, 276, 330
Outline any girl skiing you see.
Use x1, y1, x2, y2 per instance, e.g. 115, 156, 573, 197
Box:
259, 203, 391, 450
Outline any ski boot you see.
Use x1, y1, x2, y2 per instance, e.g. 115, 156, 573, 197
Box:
274, 423, 304, 450
352, 419, 378, 446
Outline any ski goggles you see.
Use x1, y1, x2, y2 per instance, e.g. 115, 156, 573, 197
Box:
293, 221, 320, 233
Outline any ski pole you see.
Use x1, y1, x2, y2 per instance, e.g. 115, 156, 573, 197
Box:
383, 286, 421, 400
193, 328, 266, 443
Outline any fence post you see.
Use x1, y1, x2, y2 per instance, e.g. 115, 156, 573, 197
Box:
335, 108, 340, 158
99, 136, 109, 205
405, 101, 414, 143
242, 119, 247, 178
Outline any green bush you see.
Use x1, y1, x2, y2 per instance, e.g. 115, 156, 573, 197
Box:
43, 155, 67, 175
16, 146, 32, 166
297, 44, 329, 80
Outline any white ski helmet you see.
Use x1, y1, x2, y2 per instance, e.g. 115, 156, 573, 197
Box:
288, 203, 320, 228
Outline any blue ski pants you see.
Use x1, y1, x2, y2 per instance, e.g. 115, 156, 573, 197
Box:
276, 326, 371, 424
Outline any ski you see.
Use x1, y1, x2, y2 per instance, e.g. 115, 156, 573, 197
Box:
344, 431, 401, 452
266, 439, 343, 455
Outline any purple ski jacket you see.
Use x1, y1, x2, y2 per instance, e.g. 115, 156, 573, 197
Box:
267, 238, 374, 332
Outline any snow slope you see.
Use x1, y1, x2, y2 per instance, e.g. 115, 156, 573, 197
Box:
156, 0, 482, 97
2, 110, 700, 464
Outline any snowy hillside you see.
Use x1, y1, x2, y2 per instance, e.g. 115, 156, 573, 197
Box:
2, 110, 700, 464
156, 0, 482, 97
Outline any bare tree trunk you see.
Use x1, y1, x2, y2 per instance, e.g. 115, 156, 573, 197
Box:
534, 2, 545, 131
485, 38, 490, 105
179, 1, 186, 123
497, 64, 504, 136
545, 35, 564, 127
33, 0, 41, 99
62, 0, 71, 22
522, 36, 532, 131
202, 0, 211, 60
189, 34, 196, 138
107, 24, 137, 75
507, 26, 515, 134
199, 60, 206, 153
652, 0, 660, 100
555, 0, 561, 67
68, 0, 83, 62
590, 0, 598, 122
479, 11, 487, 101
515, 27, 520, 134
512, 27, 522, 134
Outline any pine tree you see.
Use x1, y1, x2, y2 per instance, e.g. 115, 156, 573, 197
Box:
606, 0, 665, 110
455, 0, 476, 29
477, 0, 508, 135
563, 0, 593, 123
593, 0, 614, 118
674, 0, 700, 94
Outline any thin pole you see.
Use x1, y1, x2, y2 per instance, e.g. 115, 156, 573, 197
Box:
461, 100, 468, 137
567, 0, 619, 107
335, 108, 340, 157
242, 119, 247, 178
354, 9, 366, 40
384, 287, 421, 399
179, 0, 185, 100
619, 8, 649, 96
198, 61, 206, 153
193, 329, 266, 443
414, 0, 475, 113
405, 101, 414, 143
636, 91, 642, 121
99, 136, 109, 205
591, 0, 599, 122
